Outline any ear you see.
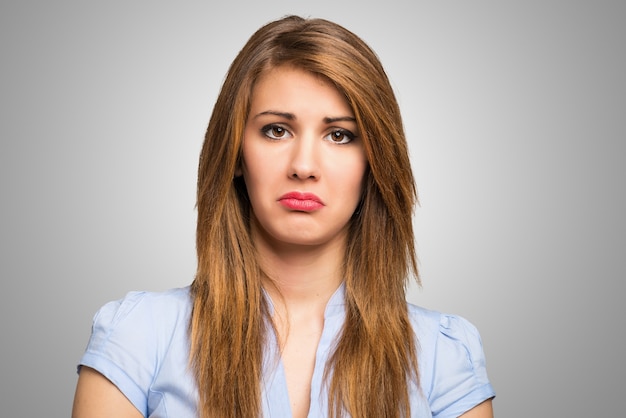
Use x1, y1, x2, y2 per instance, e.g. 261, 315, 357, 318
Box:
234, 164, 243, 177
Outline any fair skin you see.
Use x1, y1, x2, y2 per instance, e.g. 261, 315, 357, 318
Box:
71, 65, 493, 417
240, 65, 368, 417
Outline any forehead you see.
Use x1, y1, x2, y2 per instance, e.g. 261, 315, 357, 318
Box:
249, 66, 353, 116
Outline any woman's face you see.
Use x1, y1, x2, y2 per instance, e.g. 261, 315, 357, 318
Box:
241, 66, 368, 250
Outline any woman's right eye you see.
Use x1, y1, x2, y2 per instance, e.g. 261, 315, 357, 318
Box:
261, 124, 291, 140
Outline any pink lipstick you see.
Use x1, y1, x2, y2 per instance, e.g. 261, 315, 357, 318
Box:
278, 192, 324, 212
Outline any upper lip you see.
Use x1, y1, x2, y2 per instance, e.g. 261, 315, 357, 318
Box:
278, 191, 324, 204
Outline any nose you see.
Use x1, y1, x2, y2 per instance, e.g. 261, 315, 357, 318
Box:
288, 134, 320, 180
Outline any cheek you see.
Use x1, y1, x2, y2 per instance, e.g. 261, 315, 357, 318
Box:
241, 151, 277, 203
332, 160, 368, 209
241, 142, 262, 188
347, 158, 368, 193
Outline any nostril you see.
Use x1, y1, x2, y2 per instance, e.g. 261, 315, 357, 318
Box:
290, 171, 317, 180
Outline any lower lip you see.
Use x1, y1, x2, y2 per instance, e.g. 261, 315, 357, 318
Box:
279, 198, 324, 212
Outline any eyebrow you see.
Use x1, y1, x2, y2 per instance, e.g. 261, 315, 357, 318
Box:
324, 116, 356, 123
254, 110, 295, 120
253, 110, 356, 124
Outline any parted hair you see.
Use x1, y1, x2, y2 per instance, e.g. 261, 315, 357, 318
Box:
191, 15, 419, 417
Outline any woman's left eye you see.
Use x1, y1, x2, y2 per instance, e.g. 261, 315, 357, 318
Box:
325, 129, 355, 144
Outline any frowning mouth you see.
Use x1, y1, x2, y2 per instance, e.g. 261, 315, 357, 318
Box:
278, 192, 324, 212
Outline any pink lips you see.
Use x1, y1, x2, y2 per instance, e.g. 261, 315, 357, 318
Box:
278, 191, 324, 212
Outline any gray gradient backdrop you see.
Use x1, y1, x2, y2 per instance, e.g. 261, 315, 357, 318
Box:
1, 1, 624, 417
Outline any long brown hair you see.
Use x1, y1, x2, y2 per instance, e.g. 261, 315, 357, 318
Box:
191, 15, 419, 417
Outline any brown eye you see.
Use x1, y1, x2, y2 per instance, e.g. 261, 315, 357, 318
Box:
325, 129, 355, 144
331, 131, 345, 142
261, 124, 292, 140
272, 126, 286, 137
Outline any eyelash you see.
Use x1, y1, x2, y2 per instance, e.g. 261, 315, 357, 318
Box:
261, 124, 291, 140
260, 124, 356, 145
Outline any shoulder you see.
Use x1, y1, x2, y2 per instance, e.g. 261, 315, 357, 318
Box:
88, 286, 192, 346
407, 303, 496, 417
95, 286, 192, 320
407, 303, 487, 361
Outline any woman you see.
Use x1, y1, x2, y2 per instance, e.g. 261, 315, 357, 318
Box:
73, 15, 495, 417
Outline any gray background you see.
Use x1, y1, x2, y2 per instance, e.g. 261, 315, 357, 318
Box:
1, 1, 624, 417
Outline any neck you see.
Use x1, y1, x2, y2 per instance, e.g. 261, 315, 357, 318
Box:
254, 231, 346, 317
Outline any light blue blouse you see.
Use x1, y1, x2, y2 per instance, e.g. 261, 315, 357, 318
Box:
78, 285, 495, 417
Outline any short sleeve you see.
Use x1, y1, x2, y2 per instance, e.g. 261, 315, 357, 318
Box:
428, 314, 495, 417
78, 291, 157, 415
